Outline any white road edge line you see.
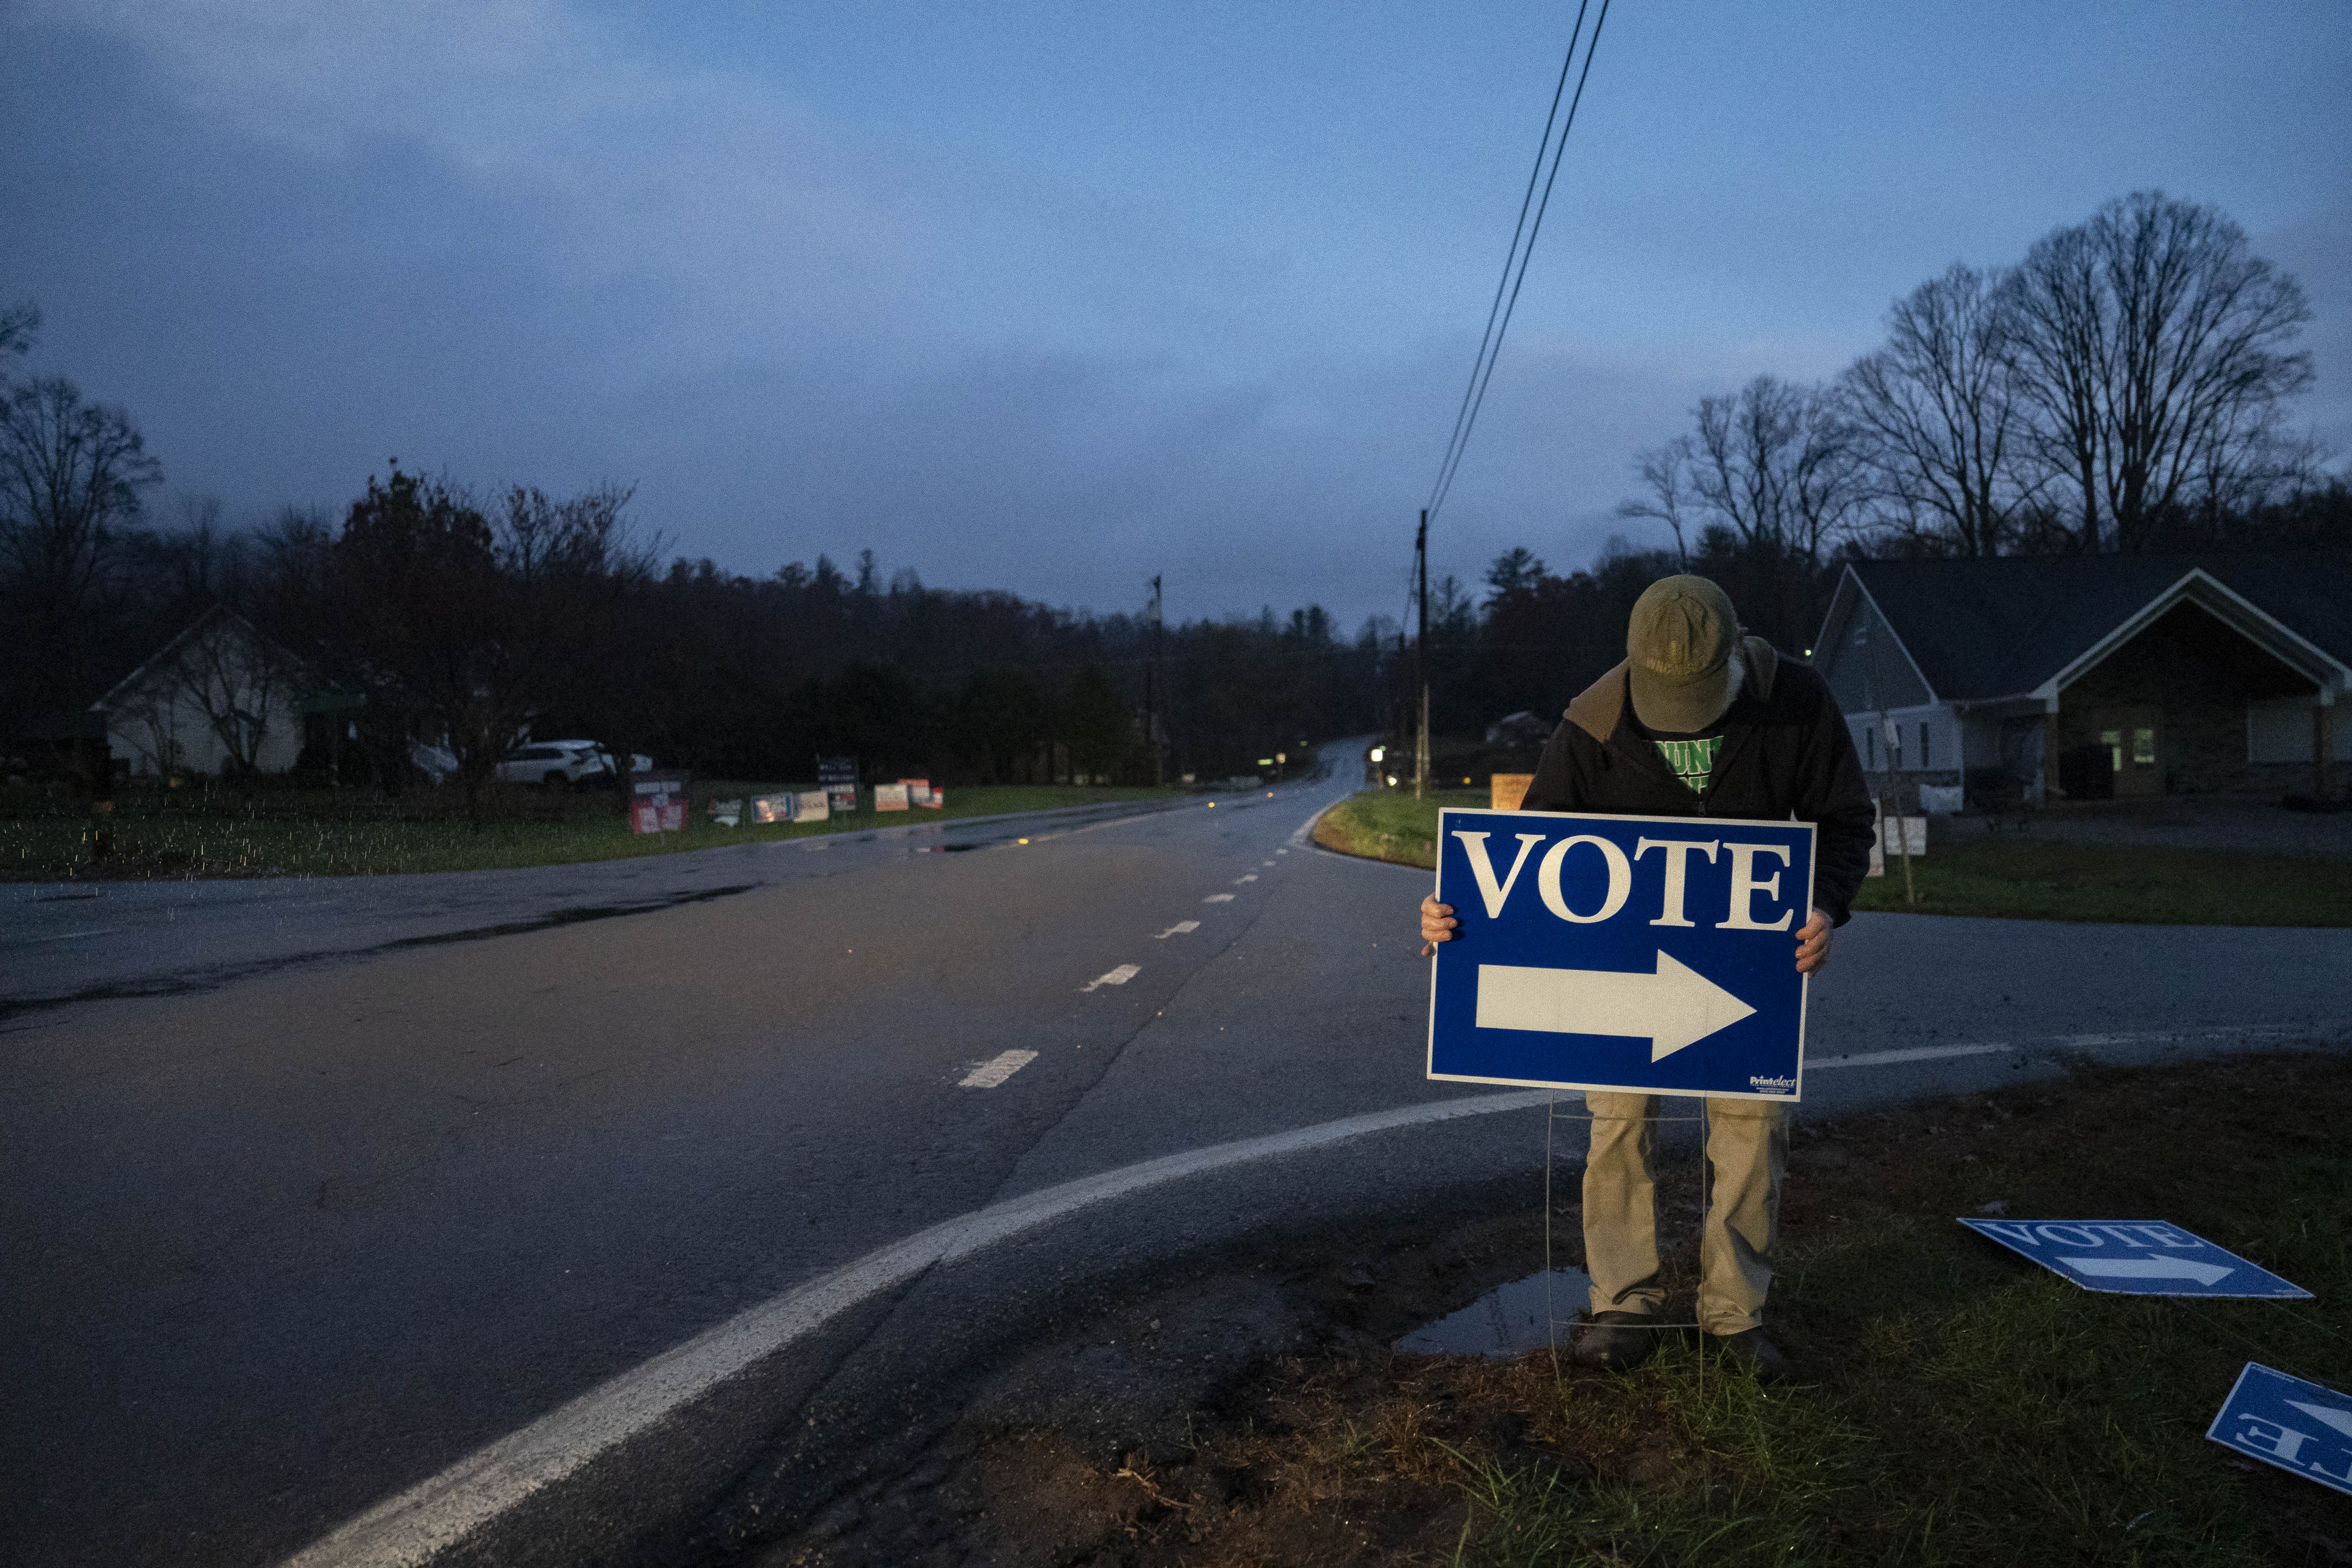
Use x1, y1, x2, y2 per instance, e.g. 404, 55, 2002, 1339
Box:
1806, 1025, 2325, 1072
1808, 1043, 2012, 1070
958, 1050, 1039, 1088
278, 1088, 1559, 1568
15, 926, 128, 943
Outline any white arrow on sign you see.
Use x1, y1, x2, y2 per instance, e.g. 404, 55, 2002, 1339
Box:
2057, 1253, 2234, 1286
1475, 952, 1755, 1061
2287, 1400, 2352, 1439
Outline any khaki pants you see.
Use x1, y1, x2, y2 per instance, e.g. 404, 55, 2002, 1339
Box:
1582, 1091, 1788, 1335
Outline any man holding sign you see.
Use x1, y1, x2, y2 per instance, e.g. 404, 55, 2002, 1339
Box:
1419, 577, 1872, 1376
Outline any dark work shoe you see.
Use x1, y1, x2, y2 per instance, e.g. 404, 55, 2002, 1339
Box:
1573, 1311, 1663, 1371
1707, 1328, 1793, 1381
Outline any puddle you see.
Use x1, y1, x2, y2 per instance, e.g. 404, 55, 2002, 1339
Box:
1394, 1268, 1591, 1358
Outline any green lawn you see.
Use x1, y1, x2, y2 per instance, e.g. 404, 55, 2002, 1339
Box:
1440, 1051, 2352, 1567
1851, 828, 2352, 924
2, 780, 1191, 880
1310, 786, 1486, 870
1127, 1052, 2350, 1568
1314, 789, 2352, 925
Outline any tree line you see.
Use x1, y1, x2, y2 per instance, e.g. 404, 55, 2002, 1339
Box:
1606, 189, 2345, 659
7, 190, 2343, 793
1409, 191, 2346, 742
0, 303, 1384, 799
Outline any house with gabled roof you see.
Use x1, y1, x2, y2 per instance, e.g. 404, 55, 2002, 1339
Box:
1810, 553, 2351, 806
92, 607, 309, 778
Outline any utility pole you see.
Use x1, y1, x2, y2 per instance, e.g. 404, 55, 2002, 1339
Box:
1394, 631, 1407, 782
1146, 574, 1164, 786
1414, 509, 1431, 800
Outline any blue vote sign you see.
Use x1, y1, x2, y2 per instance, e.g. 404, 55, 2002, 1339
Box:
1957, 1218, 2313, 1298
1426, 808, 1814, 1102
2206, 1364, 2352, 1497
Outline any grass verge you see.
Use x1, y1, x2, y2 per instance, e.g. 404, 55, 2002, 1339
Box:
0, 781, 1190, 880
1312, 787, 1487, 870
826, 1051, 2351, 1567
1850, 829, 2352, 924
1419, 1049, 2352, 1566
1315, 789, 2352, 925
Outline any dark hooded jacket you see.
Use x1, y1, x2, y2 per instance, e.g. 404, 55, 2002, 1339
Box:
1518, 637, 1877, 925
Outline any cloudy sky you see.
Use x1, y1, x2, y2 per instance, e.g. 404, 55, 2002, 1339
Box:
4, 1, 2347, 629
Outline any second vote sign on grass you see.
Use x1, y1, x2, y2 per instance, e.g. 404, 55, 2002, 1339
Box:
1428, 808, 1815, 1102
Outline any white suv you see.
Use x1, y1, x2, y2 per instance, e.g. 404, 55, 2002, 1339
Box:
495, 741, 608, 788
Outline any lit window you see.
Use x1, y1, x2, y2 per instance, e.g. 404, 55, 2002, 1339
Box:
2100, 728, 2122, 771
2132, 727, 2156, 766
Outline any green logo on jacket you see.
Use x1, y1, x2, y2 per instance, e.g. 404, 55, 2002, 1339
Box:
1654, 735, 1720, 795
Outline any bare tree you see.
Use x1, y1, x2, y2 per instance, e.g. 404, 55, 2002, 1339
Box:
1617, 437, 1696, 566
1686, 375, 1867, 568
1842, 264, 2042, 555
0, 376, 163, 705
2001, 191, 2314, 551
328, 468, 651, 820
0, 300, 36, 369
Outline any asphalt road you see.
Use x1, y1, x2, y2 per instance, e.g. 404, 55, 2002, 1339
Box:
5, 754, 2348, 1567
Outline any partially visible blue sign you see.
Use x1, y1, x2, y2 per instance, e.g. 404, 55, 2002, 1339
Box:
2207, 1363, 2352, 1497
1427, 808, 1813, 1102
1957, 1218, 2313, 1298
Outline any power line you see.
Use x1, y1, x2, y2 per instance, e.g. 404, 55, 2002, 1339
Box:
1422, 0, 1612, 527
1425, 0, 1588, 521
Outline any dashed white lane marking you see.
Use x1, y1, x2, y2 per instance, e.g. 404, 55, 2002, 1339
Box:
1261, 860, 1276, 867
958, 1050, 1039, 1088
279, 1087, 1558, 1568
1080, 964, 1142, 993
1202, 894, 1235, 904
1809, 1044, 2011, 1070
1154, 922, 1200, 939
1275, 849, 1288, 855
1233, 875, 1258, 884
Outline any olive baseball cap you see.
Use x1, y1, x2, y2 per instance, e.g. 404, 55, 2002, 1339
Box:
1626, 575, 1742, 733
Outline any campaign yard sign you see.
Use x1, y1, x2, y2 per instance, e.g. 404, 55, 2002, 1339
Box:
817, 756, 859, 814
2206, 1364, 2352, 1497
1957, 1219, 2313, 1298
1427, 808, 1814, 1102
628, 770, 690, 834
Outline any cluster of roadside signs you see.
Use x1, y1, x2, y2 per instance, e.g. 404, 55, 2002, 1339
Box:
631, 759, 944, 833
1425, 804, 2351, 1499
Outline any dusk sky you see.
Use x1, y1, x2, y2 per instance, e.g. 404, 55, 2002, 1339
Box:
5, 1, 2347, 631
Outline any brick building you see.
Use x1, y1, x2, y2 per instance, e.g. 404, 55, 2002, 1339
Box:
1809, 554, 2350, 807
